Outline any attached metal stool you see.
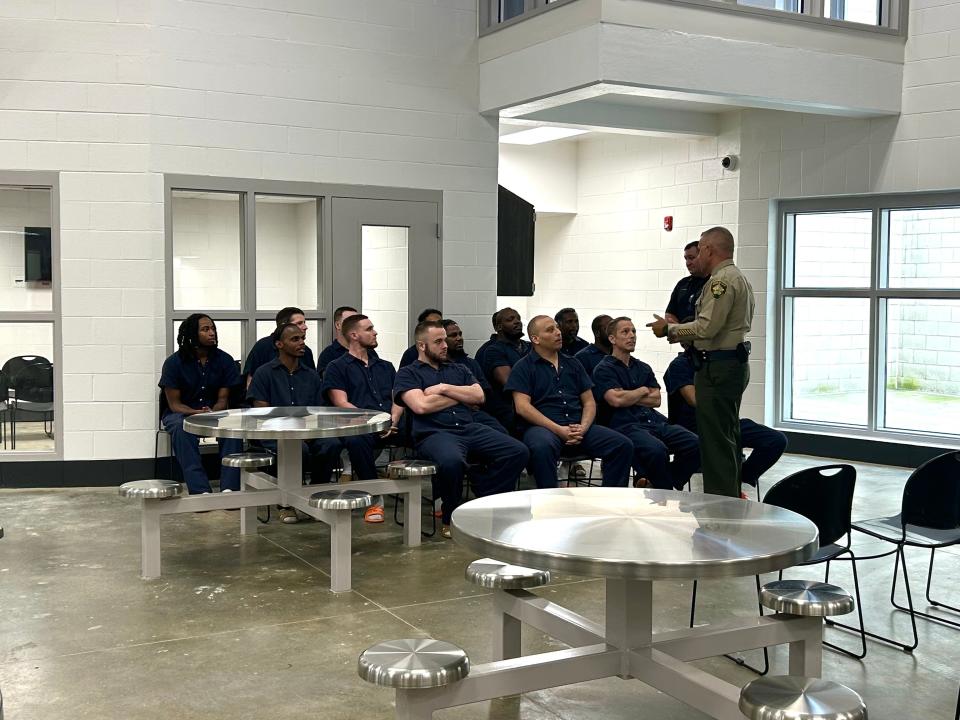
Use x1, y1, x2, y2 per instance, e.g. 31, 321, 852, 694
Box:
760, 580, 855, 617
308, 489, 373, 511
358, 638, 470, 689
465, 558, 551, 589
739, 676, 867, 720
118, 479, 182, 499
221, 452, 275, 470
389, 460, 439, 537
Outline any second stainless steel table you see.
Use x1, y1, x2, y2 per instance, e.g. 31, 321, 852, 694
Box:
393, 487, 821, 720
134, 407, 422, 591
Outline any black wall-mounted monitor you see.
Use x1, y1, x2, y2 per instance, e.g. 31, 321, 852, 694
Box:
24, 227, 52, 283
497, 185, 535, 297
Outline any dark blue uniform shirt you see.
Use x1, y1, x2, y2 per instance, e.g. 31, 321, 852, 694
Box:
449, 350, 490, 392
592, 355, 665, 430
562, 336, 590, 357
474, 334, 497, 370
399, 344, 419, 368
666, 275, 708, 323
663, 352, 698, 432
243, 335, 315, 378
505, 352, 592, 426
393, 360, 478, 436
159, 348, 240, 413
573, 344, 609, 377
481, 338, 530, 380
316, 340, 348, 377
322, 352, 396, 412
247, 358, 324, 406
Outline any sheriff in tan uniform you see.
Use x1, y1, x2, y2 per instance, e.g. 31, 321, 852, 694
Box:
647, 227, 755, 497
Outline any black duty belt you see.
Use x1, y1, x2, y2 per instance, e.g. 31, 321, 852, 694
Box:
688, 342, 750, 370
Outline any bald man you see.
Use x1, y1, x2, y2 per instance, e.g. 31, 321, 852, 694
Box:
506, 315, 632, 489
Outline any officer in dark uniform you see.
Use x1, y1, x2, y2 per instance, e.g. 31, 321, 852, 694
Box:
574, 313, 613, 377
398, 308, 442, 368
648, 226, 755, 497
507, 315, 632, 489
316, 305, 357, 378
665, 241, 709, 326
663, 349, 786, 489
556, 308, 590, 356
393, 321, 528, 538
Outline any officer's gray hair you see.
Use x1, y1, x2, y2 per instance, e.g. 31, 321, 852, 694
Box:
701, 226, 734, 256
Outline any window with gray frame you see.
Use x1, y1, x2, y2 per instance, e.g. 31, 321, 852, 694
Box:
776, 194, 960, 443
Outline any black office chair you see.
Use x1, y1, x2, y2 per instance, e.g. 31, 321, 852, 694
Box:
7, 360, 54, 449
833, 451, 960, 653
763, 464, 866, 659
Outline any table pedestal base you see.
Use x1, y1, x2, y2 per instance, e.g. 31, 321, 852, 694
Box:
392, 579, 822, 720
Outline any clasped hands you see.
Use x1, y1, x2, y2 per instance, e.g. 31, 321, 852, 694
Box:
557, 423, 586, 446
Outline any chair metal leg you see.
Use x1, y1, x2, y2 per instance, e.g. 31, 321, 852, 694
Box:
688, 576, 769, 675
820, 553, 867, 659
925, 548, 960, 614
392, 492, 436, 538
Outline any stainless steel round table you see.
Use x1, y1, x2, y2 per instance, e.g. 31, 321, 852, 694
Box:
185, 406, 390, 492
394, 488, 825, 720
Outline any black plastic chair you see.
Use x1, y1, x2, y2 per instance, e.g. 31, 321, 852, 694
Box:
836, 451, 960, 653
7, 360, 53, 449
763, 464, 867, 659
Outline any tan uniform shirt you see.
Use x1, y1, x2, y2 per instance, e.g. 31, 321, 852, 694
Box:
668, 259, 754, 351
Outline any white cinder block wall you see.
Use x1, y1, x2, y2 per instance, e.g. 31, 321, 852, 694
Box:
0, 0, 495, 462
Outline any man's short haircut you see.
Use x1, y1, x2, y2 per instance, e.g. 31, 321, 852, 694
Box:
340, 313, 369, 339
491, 310, 500, 329
526, 315, 551, 339
606, 316, 632, 337
683, 240, 700, 252
590, 314, 612, 336
333, 305, 358, 323
415, 319, 444, 342
702, 226, 735, 255
272, 322, 301, 343
554, 307, 577, 323
417, 308, 443, 323
441, 319, 458, 330
275, 306, 304, 326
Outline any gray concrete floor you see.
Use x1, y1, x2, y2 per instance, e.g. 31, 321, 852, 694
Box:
0, 454, 957, 719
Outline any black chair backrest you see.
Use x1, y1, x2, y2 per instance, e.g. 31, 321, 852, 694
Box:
763, 464, 856, 547
2, 355, 50, 392
901, 451, 960, 530
11, 362, 53, 403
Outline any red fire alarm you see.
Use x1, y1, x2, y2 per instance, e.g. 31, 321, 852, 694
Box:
664, 215, 673, 231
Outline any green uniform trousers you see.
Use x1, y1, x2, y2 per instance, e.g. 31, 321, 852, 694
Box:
694, 357, 749, 497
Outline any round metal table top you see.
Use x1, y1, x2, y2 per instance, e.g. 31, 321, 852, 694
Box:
451, 488, 819, 581
183, 406, 391, 440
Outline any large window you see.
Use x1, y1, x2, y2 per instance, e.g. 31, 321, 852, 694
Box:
778, 196, 960, 443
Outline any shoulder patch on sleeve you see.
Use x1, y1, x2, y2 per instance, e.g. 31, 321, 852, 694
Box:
710, 280, 727, 298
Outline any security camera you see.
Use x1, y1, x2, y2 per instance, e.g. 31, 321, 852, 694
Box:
721, 155, 738, 171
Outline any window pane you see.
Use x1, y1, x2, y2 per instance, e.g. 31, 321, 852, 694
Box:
740, 0, 800, 12
888, 207, 960, 290
0, 322, 55, 452
790, 211, 872, 288
172, 191, 242, 310
884, 299, 960, 437
171, 319, 244, 369
255, 319, 320, 364
255, 195, 318, 311
825, 0, 879, 24
501, 0, 524, 20
362, 226, 408, 368
788, 298, 870, 426
0, 187, 53, 312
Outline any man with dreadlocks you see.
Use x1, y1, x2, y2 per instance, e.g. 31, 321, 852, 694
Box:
159, 313, 244, 495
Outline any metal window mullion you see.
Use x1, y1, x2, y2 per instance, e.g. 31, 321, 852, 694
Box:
243, 188, 257, 359
804, 0, 823, 17
774, 208, 788, 426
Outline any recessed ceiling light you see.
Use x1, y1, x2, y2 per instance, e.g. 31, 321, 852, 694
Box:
499, 127, 588, 145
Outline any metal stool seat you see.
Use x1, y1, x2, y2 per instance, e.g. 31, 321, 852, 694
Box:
308, 489, 373, 511
387, 460, 437, 478
739, 676, 867, 720
466, 558, 551, 589
119, 479, 182, 499
760, 580, 855, 617
358, 638, 470, 689
222, 452, 275, 469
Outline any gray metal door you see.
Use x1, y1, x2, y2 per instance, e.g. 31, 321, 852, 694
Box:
330, 198, 441, 367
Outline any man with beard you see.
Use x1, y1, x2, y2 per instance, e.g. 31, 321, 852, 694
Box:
393, 321, 528, 538
555, 308, 589, 356
243, 306, 316, 386
574, 313, 613, 377
316, 305, 358, 378
593, 317, 700, 491
665, 241, 708, 326
248, 322, 343, 523
480, 307, 529, 431
322, 314, 404, 524
507, 315, 632, 489
442, 318, 507, 434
